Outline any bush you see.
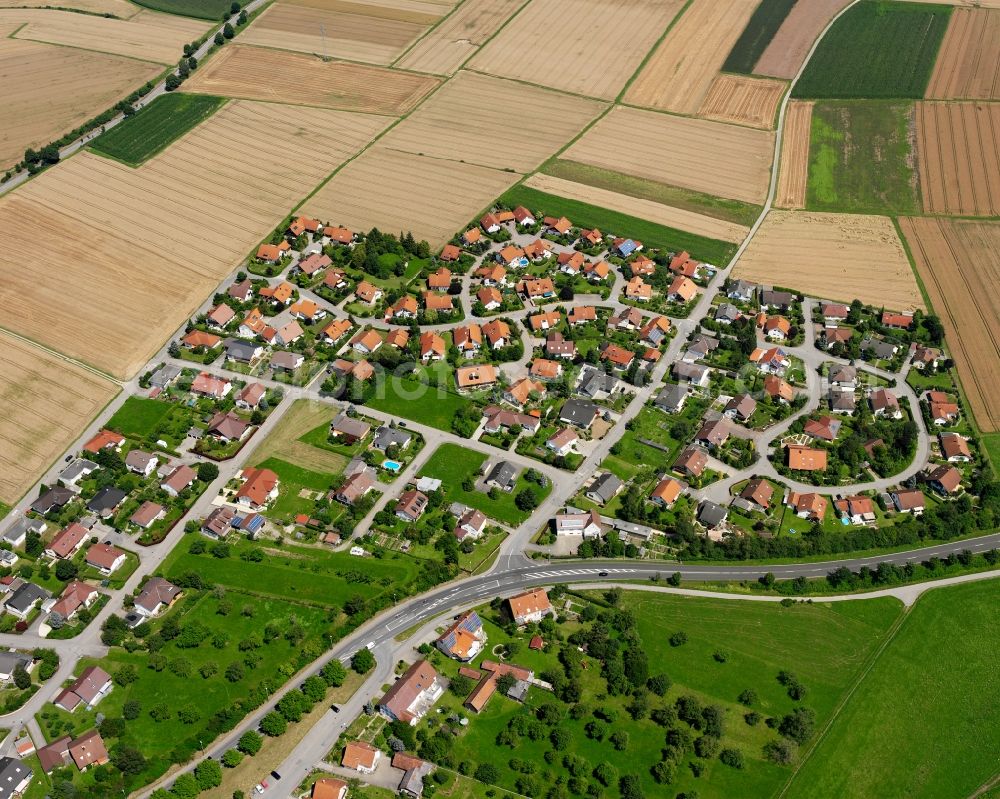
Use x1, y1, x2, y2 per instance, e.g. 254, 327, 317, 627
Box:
195, 758, 223, 790
474, 763, 500, 785
719, 748, 745, 769
352, 648, 375, 674
221, 749, 243, 768
669, 631, 688, 647
123, 700, 141, 720
259, 712, 286, 737
764, 738, 797, 765
778, 707, 816, 744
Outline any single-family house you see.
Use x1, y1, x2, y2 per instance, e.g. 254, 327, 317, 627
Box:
508, 588, 552, 625
378, 660, 444, 725
84, 544, 126, 576
234, 468, 279, 510
134, 577, 181, 617
395, 490, 429, 522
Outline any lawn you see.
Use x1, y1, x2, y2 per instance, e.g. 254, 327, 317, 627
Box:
412, 591, 901, 799
497, 185, 739, 265
793, 1, 951, 99
981, 432, 1000, 476
807, 101, 920, 213
784, 580, 1000, 798
542, 160, 763, 227
132, 0, 233, 18
90, 94, 226, 166
722, 0, 798, 74
255, 456, 337, 520
161, 537, 417, 608
365, 371, 474, 432
419, 443, 551, 525
35, 592, 332, 789
106, 397, 173, 438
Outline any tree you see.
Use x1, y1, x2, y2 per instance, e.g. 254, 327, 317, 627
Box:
496, 673, 517, 695
449, 674, 473, 696
669, 631, 688, 647
352, 648, 375, 674
99, 717, 125, 738
738, 688, 757, 707
165, 74, 181, 91
171, 773, 199, 799
229, 1, 240, 12
514, 487, 538, 511
647, 673, 671, 696
619, 774, 645, 799
474, 763, 499, 785
221, 750, 243, 768
223, 22, 235, 39
610, 730, 629, 751
764, 738, 796, 765
321, 659, 346, 687
214, 31, 224, 45
593, 761, 617, 787
195, 758, 223, 790
197, 462, 219, 482
667, 571, 682, 586
40, 145, 60, 165
719, 748, 745, 769
111, 745, 146, 776
55, 559, 78, 581
225, 662, 245, 682
238, 731, 263, 755
259, 712, 287, 737
650, 760, 676, 784
122, 700, 141, 720
778, 707, 815, 744
12, 665, 30, 690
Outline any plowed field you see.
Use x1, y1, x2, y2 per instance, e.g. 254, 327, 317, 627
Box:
564, 106, 774, 204
926, 8, 1000, 99
0, 333, 118, 505
0, 39, 160, 170
916, 101, 1000, 215
0, 101, 389, 378
698, 74, 786, 129
899, 216, 1000, 431
754, 0, 852, 79
624, 0, 759, 113
395, 0, 524, 75
304, 147, 519, 248
734, 211, 922, 310
775, 101, 813, 208
468, 0, 683, 100
184, 44, 438, 114
377, 71, 605, 172
240, 1, 430, 64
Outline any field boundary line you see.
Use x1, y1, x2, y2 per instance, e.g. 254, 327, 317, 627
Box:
388, 0, 470, 69
452, 0, 531, 74
615, 0, 693, 104
0, 324, 123, 385
776, 604, 913, 798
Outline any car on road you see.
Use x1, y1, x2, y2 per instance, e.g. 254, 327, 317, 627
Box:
598, 571, 609, 577
330, 704, 340, 713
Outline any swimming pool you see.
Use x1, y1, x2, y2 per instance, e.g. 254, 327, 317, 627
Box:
382, 460, 402, 472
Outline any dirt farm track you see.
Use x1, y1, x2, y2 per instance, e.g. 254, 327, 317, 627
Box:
0, 332, 118, 506
899, 217, 1000, 432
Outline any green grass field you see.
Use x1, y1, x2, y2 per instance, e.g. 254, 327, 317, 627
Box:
498, 185, 739, 265
419, 443, 551, 525
255, 456, 337, 519
418, 592, 901, 799
722, 0, 798, 74
106, 397, 173, 437
90, 94, 225, 166
806, 101, 920, 213
784, 580, 1000, 798
132, 0, 232, 18
161, 538, 416, 607
792, 1, 951, 99
366, 372, 473, 432
542, 160, 763, 227
981, 433, 1000, 476
35, 592, 330, 788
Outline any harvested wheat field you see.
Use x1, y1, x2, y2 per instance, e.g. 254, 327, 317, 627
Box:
564, 106, 774, 204
754, 0, 852, 79
0, 0, 138, 14
469, 0, 682, 100
0, 101, 389, 378
899, 217, 1000, 431
185, 44, 438, 114
524, 173, 750, 242
926, 9, 1000, 99
395, 0, 524, 75
378, 71, 605, 172
775, 101, 814, 209
0, 333, 118, 505
240, 1, 430, 64
698, 74, 786, 129
735, 211, 922, 310
5, 8, 209, 64
624, 0, 760, 114
290, 0, 454, 19
0, 39, 160, 170
916, 101, 1000, 216
305, 147, 519, 248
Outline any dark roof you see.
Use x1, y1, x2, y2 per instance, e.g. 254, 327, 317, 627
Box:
559, 398, 599, 427
372, 426, 412, 451
577, 366, 618, 398
6, 582, 49, 614
224, 338, 260, 362
698, 501, 728, 528
588, 472, 623, 502
30, 486, 75, 514
0, 756, 31, 799
487, 461, 518, 490
87, 487, 127, 515
655, 383, 688, 411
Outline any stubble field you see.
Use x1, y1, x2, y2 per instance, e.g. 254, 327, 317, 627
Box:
775, 100, 813, 208
0, 333, 118, 505
250, 400, 347, 476
754, 0, 852, 79
898, 216, 1000, 432
697, 73, 786, 129
394, 0, 524, 75
4, 8, 209, 63
0, 101, 390, 378
926, 8, 1000, 99
563, 106, 774, 204
734, 210, 923, 310
377, 71, 606, 172
239, 0, 432, 64
184, 44, 439, 113
468, 0, 683, 100
0, 0, 138, 13
624, 0, 760, 114
304, 146, 519, 248
523, 173, 751, 243
0, 38, 161, 170
916, 101, 1000, 215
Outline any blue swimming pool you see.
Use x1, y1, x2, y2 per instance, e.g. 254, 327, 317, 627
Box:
382, 460, 402, 472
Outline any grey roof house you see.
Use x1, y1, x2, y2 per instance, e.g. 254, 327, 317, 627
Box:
586, 472, 623, 504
